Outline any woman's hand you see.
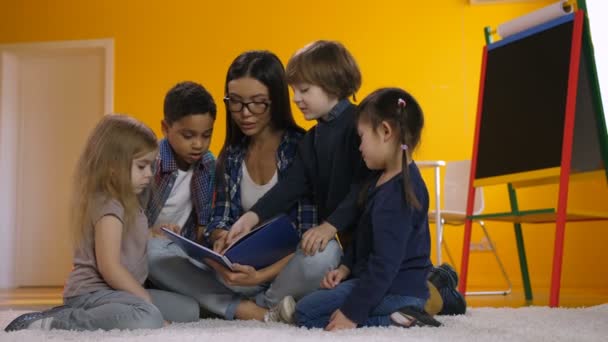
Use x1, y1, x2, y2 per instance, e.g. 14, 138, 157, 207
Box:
320, 265, 350, 289
301, 222, 337, 256
205, 259, 264, 287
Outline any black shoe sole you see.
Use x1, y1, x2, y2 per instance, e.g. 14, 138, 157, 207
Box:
399, 306, 442, 327
438, 288, 467, 316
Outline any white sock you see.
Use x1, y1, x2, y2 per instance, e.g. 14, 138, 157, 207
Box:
390, 312, 415, 327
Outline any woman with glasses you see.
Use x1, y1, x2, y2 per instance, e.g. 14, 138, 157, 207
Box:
177, 51, 341, 323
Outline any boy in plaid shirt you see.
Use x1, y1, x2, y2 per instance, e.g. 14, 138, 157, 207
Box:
146, 81, 217, 303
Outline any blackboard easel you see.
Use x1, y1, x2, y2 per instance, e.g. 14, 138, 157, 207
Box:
459, 4, 608, 307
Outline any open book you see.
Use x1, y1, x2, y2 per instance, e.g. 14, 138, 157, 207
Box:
161, 214, 300, 270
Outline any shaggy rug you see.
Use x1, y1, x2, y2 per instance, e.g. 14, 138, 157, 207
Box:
1, 304, 607, 342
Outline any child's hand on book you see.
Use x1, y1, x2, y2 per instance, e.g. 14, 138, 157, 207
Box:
301, 222, 338, 256
211, 229, 229, 253
321, 265, 350, 289
226, 211, 260, 245
149, 224, 180, 238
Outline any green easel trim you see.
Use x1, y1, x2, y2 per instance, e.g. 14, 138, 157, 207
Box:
508, 183, 533, 303
484, 26, 493, 45
469, 208, 555, 220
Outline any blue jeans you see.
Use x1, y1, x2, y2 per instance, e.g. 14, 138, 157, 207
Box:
295, 279, 426, 329
48, 289, 199, 331
147, 237, 342, 320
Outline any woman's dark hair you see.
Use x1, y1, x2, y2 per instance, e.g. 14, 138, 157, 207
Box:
217, 50, 304, 175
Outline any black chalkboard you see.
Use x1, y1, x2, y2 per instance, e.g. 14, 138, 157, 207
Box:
475, 16, 603, 179
476, 19, 574, 180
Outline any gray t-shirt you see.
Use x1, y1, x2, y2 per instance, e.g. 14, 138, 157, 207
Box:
63, 196, 149, 298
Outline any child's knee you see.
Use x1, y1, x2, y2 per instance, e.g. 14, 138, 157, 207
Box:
321, 240, 342, 264
302, 241, 341, 277
128, 303, 164, 330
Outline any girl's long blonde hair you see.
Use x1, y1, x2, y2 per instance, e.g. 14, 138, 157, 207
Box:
71, 114, 157, 247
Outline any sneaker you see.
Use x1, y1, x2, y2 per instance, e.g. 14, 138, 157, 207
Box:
4, 305, 68, 332
428, 263, 459, 290
428, 264, 466, 316
5, 312, 49, 332
392, 306, 442, 328
438, 287, 467, 316
264, 296, 296, 324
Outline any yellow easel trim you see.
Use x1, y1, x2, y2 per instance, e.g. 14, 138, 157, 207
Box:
473, 167, 561, 187
511, 169, 606, 188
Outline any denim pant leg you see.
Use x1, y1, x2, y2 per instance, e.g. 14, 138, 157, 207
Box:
255, 239, 342, 308
295, 279, 427, 329
362, 295, 427, 327
51, 290, 163, 331
147, 237, 241, 319
294, 279, 358, 329
213, 274, 267, 320
148, 289, 199, 323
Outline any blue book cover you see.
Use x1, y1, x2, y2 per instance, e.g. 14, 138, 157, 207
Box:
162, 214, 300, 270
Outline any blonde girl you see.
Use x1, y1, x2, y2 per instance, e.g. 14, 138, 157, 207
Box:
5, 114, 199, 332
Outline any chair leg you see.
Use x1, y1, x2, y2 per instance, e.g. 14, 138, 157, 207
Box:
441, 219, 457, 268
466, 220, 512, 296
441, 238, 457, 269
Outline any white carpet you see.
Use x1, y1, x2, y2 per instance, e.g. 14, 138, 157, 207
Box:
1, 305, 607, 342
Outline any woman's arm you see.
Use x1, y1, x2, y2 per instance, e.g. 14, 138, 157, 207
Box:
255, 253, 294, 283
207, 253, 295, 287
95, 215, 151, 303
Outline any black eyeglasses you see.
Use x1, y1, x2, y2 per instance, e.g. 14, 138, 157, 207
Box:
224, 97, 270, 115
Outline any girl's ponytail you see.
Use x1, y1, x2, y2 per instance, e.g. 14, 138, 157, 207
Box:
397, 100, 421, 210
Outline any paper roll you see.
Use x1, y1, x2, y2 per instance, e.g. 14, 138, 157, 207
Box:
497, 1, 573, 39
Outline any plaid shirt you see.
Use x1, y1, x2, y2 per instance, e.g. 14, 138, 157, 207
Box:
146, 139, 215, 243
206, 129, 317, 239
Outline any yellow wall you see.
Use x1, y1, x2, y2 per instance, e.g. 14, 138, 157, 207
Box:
1, 0, 607, 292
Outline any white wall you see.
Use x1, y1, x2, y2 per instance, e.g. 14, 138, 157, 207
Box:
0, 39, 113, 288
587, 0, 608, 125
0, 52, 19, 288
15, 49, 105, 285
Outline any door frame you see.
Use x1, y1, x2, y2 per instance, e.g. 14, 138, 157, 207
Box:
0, 39, 114, 288
0, 39, 114, 113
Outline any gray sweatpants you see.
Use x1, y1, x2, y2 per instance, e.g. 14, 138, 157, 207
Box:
47, 289, 199, 331
147, 237, 342, 320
